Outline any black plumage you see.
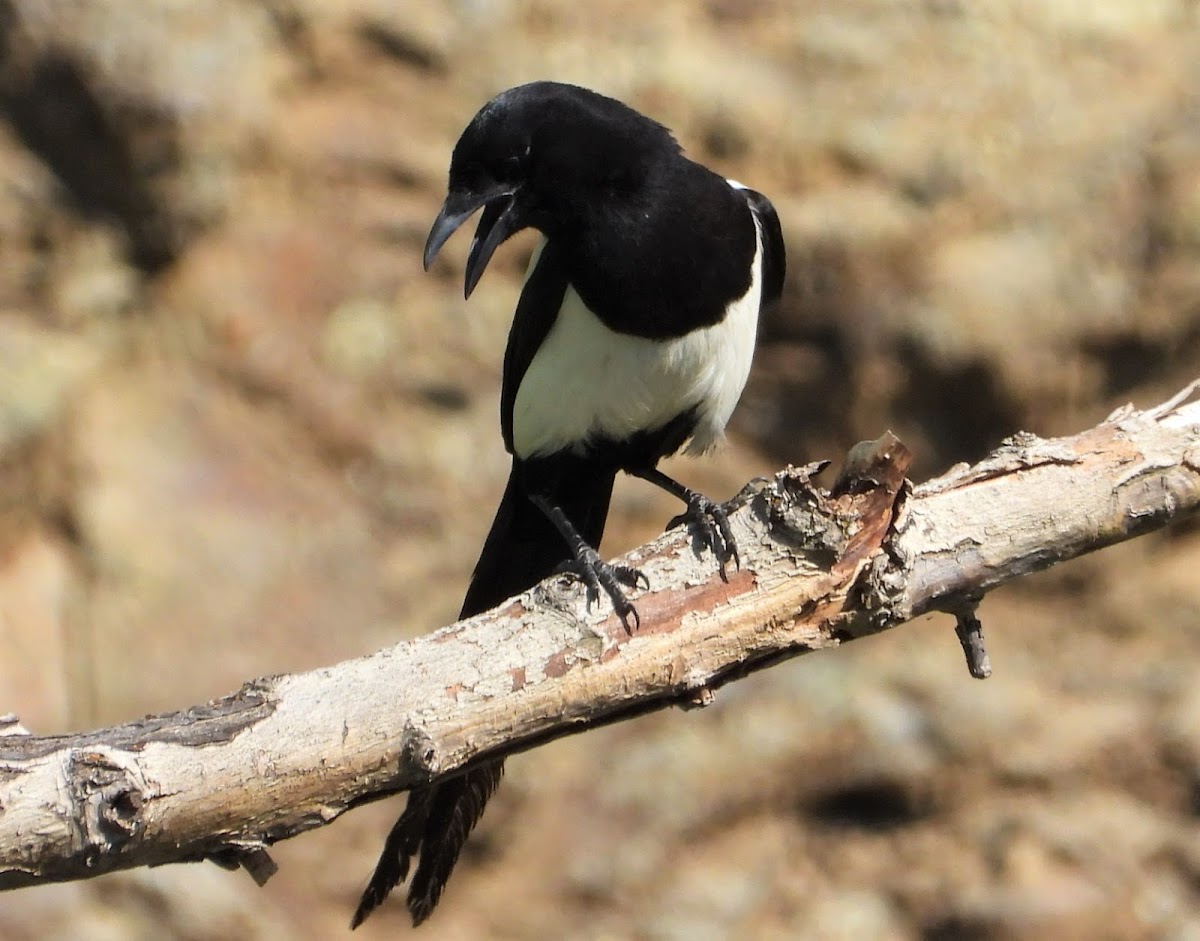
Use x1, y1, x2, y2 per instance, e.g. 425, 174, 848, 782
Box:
352, 81, 785, 928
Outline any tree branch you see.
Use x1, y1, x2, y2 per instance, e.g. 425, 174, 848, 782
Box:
2, 380, 1199, 892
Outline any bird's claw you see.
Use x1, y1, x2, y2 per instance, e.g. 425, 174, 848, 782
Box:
611, 563, 651, 591
560, 548, 645, 633
668, 495, 740, 580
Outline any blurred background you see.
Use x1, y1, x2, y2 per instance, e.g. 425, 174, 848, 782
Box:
1, 1, 1199, 938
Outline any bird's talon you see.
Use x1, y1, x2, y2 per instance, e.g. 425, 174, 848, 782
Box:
559, 552, 643, 631
623, 606, 640, 632
611, 563, 647, 590
669, 493, 741, 579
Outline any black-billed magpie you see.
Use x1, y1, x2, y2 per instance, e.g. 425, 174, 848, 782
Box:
352, 81, 785, 928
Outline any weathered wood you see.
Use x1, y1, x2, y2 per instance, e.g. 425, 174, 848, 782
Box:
1, 382, 1198, 892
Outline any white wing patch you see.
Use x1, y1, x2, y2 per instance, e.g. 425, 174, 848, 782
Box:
511, 199, 763, 461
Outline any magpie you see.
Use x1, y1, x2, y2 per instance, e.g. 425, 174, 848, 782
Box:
352, 80, 785, 928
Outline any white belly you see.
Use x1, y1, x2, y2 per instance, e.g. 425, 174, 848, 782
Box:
511, 226, 763, 461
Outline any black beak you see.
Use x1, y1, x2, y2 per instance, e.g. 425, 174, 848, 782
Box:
423, 186, 522, 299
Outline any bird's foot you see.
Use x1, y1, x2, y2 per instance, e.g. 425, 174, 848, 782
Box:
558, 549, 647, 633
667, 493, 739, 580
628, 468, 739, 581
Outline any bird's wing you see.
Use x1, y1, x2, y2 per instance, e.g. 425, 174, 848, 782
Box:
737, 187, 786, 306
500, 238, 571, 454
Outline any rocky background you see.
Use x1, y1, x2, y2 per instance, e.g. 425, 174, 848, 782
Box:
2, 1, 1200, 939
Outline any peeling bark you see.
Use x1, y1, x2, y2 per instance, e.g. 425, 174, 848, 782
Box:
1, 382, 1198, 893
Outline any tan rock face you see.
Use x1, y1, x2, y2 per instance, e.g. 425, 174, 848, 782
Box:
1, 2, 1199, 938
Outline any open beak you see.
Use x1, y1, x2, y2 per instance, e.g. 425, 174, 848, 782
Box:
423, 186, 521, 299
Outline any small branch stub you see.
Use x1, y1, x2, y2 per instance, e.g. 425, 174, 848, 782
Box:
953, 606, 992, 679
0, 715, 29, 737
205, 847, 278, 886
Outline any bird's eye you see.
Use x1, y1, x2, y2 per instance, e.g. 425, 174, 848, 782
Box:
500, 146, 531, 178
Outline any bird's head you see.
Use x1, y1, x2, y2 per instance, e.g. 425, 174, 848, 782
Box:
423, 81, 680, 298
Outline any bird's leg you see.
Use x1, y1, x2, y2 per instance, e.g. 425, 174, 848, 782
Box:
630, 466, 739, 579
528, 494, 647, 632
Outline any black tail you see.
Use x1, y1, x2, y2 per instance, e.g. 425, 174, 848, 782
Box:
353, 458, 616, 927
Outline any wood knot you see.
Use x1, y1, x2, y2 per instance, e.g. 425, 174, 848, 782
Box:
67, 750, 147, 856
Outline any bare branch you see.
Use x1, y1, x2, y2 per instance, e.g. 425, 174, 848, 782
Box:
2, 382, 1198, 892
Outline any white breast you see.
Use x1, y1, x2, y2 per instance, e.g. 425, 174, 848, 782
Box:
511, 217, 763, 461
